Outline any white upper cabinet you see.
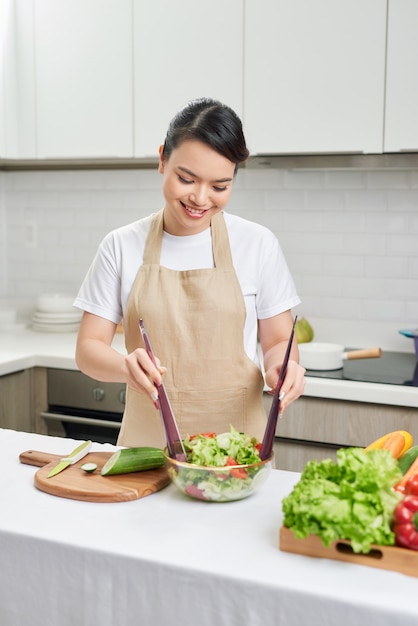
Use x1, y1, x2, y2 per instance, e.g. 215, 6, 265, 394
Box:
34, 0, 133, 158
132, 0, 243, 158
2, 0, 417, 161
244, 0, 387, 155
384, 0, 418, 152
0, 0, 35, 158
9, 0, 37, 159
0, 0, 14, 157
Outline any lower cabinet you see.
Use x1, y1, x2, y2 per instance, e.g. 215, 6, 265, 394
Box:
273, 439, 339, 473
265, 394, 418, 473
0, 369, 32, 431
0, 367, 48, 434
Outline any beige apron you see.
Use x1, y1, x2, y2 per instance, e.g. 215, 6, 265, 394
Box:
117, 209, 267, 448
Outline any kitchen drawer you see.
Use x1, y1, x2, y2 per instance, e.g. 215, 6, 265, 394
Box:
0, 369, 32, 432
264, 394, 418, 448
273, 438, 338, 473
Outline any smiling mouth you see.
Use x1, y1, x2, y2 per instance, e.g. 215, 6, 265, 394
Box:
181, 202, 208, 217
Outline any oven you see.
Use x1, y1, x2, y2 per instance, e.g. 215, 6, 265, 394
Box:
40, 369, 125, 444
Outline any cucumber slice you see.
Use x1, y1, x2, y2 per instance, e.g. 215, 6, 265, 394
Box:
80, 462, 98, 473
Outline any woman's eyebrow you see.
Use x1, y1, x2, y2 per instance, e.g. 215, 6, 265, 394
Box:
178, 166, 233, 183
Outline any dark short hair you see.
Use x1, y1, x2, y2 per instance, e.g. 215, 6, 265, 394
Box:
162, 98, 249, 173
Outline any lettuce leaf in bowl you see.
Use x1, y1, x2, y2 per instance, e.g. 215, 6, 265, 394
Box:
183, 425, 261, 467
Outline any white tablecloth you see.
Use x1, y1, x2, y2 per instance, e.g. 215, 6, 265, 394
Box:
1, 428, 417, 626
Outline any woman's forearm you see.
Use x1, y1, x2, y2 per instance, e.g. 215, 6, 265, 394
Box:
75, 338, 129, 383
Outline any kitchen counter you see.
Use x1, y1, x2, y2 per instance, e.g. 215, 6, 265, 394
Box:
0, 325, 126, 375
2, 428, 418, 626
0, 326, 417, 408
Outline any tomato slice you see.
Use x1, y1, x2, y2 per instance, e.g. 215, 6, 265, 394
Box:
185, 484, 207, 500
225, 455, 248, 479
189, 432, 216, 440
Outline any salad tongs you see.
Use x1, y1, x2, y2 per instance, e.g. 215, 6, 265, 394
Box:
259, 316, 297, 461
139, 319, 187, 462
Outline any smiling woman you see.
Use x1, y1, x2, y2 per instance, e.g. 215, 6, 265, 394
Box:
158, 140, 236, 236
73, 97, 305, 450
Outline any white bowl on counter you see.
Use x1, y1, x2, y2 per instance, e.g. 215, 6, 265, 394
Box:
36, 293, 76, 313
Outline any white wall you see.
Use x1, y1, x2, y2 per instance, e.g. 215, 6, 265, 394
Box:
1, 166, 418, 351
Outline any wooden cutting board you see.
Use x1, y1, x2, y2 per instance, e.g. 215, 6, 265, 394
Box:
19, 450, 170, 503
280, 526, 418, 578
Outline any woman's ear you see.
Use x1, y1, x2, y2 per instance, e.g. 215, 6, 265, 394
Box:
158, 145, 165, 173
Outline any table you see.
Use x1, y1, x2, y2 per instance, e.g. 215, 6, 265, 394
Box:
1, 428, 417, 626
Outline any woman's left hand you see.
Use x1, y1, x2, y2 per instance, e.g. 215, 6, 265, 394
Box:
265, 359, 306, 415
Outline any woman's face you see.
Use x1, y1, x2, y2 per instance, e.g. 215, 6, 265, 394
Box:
159, 140, 235, 236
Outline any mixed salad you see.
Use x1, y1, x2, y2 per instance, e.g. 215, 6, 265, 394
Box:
169, 426, 270, 502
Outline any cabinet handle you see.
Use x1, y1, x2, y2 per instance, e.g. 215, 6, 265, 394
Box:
40, 411, 121, 430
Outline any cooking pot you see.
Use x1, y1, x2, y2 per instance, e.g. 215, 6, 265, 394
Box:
298, 342, 382, 371
399, 329, 418, 360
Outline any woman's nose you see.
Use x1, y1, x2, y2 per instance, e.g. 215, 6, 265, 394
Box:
190, 185, 208, 206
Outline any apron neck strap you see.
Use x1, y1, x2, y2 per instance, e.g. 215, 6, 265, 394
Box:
143, 210, 164, 264
143, 210, 233, 270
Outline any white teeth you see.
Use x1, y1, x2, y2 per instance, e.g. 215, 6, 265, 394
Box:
186, 206, 204, 215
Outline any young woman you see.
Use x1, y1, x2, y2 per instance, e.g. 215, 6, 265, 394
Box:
74, 97, 306, 447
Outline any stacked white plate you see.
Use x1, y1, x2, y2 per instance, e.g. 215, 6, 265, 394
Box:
31, 294, 82, 333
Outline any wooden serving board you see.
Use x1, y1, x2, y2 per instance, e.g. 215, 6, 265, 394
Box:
280, 526, 418, 578
19, 450, 170, 503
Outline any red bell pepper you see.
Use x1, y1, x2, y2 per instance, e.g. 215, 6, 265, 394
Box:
404, 474, 418, 496
392, 495, 418, 550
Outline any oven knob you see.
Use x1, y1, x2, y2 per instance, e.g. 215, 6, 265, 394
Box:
119, 389, 126, 405
92, 387, 105, 402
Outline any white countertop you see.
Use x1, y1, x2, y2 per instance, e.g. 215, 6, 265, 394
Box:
1, 326, 417, 408
0, 325, 126, 375
2, 428, 418, 626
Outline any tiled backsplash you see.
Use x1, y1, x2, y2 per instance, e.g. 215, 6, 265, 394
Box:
1, 167, 417, 351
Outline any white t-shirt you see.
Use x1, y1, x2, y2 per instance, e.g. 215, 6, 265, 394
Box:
74, 211, 301, 366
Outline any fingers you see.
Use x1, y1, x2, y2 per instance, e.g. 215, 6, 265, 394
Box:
278, 360, 306, 415
124, 348, 166, 408
266, 360, 306, 417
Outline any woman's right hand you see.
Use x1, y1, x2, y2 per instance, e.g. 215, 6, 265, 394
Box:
124, 348, 166, 407
75, 312, 165, 409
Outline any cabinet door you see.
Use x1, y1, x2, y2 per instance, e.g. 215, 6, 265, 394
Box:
34, 0, 133, 158
384, 0, 418, 152
133, 0, 243, 158
0, 370, 32, 432
0, 0, 33, 158
6, 0, 37, 159
244, 0, 387, 155
0, 0, 12, 157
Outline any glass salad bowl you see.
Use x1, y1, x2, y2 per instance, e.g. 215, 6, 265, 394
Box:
164, 454, 273, 502
163, 427, 273, 502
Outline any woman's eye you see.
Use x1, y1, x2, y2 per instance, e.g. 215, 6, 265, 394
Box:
213, 185, 228, 192
178, 175, 193, 184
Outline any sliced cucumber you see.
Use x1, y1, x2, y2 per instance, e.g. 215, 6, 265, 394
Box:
80, 462, 98, 473
101, 447, 165, 476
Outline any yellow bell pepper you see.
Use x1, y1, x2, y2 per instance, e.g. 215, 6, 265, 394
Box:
364, 430, 413, 459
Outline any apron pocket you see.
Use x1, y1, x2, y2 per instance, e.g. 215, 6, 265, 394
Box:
169, 388, 248, 438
